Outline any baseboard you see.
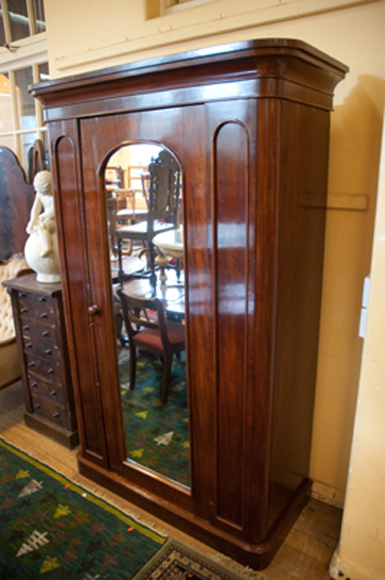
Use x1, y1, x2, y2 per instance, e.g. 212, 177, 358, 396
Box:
310, 480, 345, 509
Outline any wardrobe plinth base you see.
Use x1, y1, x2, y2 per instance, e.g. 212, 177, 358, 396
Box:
77, 454, 311, 571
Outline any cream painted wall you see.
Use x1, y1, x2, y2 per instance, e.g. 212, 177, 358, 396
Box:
330, 113, 385, 580
43, 0, 385, 511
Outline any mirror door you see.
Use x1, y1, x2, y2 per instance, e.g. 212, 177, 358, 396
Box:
105, 142, 190, 489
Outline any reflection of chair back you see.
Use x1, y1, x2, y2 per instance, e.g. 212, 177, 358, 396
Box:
140, 172, 150, 209
148, 149, 181, 232
107, 196, 117, 256
117, 290, 185, 403
115, 148, 181, 286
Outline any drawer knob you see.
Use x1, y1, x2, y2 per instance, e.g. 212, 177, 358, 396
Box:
31, 382, 38, 389
25, 342, 32, 349
28, 362, 35, 368
38, 297, 47, 303
53, 412, 59, 419
47, 368, 54, 374
88, 304, 100, 316
22, 325, 29, 331
21, 307, 28, 313
45, 349, 52, 355
42, 330, 49, 337
34, 403, 40, 410
50, 389, 57, 397
40, 312, 48, 319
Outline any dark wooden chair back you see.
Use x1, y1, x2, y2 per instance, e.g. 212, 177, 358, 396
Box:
117, 290, 185, 403
148, 149, 181, 230
0, 146, 34, 261
118, 293, 174, 350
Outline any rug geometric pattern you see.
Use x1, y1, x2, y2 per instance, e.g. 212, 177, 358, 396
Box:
120, 350, 190, 487
0, 438, 166, 580
133, 538, 254, 580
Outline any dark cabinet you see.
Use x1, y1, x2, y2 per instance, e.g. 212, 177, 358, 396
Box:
4, 275, 78, 448
31, 39, 347, 569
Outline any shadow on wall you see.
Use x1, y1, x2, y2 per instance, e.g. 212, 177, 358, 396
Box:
310, 75, 385, 497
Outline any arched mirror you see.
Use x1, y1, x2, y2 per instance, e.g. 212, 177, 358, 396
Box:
104, 143, 190, 489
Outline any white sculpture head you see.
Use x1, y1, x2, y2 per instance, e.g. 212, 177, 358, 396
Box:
33, 170, 52, 196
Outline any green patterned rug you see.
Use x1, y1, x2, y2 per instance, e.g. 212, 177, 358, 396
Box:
120, 350, 190, 487
0, 438, 166, 579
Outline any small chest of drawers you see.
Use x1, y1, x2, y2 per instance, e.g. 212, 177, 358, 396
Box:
4, 275, 78, 448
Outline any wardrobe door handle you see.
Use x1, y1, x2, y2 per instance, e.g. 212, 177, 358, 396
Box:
88, 304, 100, 316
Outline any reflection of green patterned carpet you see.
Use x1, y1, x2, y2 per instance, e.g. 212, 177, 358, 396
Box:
119, 351, 190, 487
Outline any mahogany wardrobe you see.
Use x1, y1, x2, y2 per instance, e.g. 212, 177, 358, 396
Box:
31, 39, 348, 569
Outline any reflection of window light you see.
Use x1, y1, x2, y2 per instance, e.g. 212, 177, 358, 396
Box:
217, 223, 246, 249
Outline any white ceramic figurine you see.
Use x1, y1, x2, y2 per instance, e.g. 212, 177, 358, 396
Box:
24, 170, 61, 283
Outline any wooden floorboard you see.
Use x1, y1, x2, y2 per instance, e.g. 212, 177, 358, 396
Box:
0, 380, 342, 579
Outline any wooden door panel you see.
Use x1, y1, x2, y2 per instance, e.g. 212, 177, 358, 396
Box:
50, 121, 109, 464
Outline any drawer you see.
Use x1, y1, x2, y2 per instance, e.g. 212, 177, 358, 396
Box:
30, 394, 74, 430
21, 319, 60, 344
25, 354, 63, 384
18, 294, 58, 325
28, 376, 65, 406
23, 338, 60, 363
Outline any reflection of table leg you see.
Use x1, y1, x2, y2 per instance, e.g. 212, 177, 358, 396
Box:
155, 254, 170, 298
117, 235, 123, 286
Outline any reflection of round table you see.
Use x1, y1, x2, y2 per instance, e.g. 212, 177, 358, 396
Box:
152, 227, 184, 260
153, 227, 184, 290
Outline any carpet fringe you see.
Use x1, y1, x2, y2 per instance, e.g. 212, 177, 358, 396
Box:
210, 553, 268, 580
69, 472, 171, 537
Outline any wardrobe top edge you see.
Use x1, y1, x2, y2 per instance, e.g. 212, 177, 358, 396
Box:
30, 37, 349, 97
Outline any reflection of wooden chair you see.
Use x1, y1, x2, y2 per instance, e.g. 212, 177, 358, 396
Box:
113, 188, 148, 255
107, 196, 117, 257
114, 188, 149, 225
116, 150, 181, 286
117, 290, 185, 404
